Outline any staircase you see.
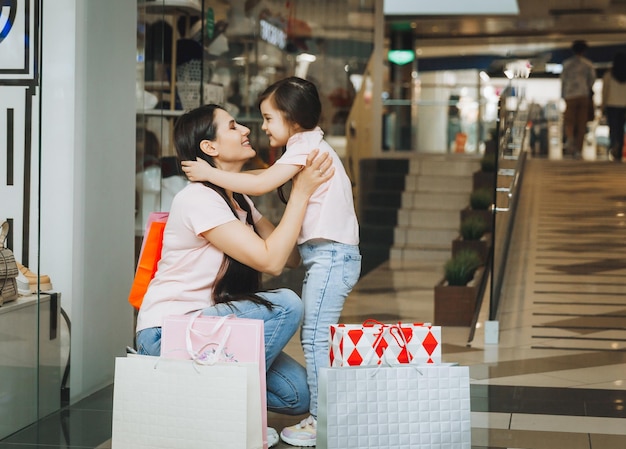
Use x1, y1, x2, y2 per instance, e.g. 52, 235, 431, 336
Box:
389, 154, 480, 269
358, 158, 410, 276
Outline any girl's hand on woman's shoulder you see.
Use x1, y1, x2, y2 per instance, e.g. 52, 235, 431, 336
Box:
181, 157, 213, 182
291, 149, 334, 198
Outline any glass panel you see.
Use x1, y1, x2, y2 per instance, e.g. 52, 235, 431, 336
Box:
0, 0, 56, 438
382, 67, 504, 154
136, 0, 375, 238
489, 84, 529, 320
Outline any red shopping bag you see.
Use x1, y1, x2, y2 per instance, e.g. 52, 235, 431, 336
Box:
128, 212, 168, 309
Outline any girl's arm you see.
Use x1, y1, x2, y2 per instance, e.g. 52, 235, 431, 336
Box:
255, 216, 301, 268
182, 158, 301, 196
202, 150, 333, 275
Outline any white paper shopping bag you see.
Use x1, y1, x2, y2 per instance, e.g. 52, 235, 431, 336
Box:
111, 355, 262, 449
161, 313, 267, 448
318, 364, 471, 449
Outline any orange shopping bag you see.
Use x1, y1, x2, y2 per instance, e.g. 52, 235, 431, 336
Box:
128, 212, 168, 309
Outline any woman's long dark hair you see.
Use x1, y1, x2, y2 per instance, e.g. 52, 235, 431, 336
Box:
174, 104, 272, 309
257, 76, 322, 204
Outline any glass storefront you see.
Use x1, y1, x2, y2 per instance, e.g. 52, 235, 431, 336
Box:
135, 0, 375, 241
0, 0, 62, 438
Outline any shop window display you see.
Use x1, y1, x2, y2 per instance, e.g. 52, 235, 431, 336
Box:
135, 0, 375, 248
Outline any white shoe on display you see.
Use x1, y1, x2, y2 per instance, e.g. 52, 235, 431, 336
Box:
16, 271, 32, 295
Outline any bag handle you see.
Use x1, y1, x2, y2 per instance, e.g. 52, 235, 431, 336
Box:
0, 221, 8, 249
0, 246, 10, 292
185, 310, 233, 365
360, 320, 411, 366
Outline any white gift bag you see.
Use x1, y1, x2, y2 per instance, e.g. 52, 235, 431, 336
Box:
111, 355, 262, 449
318, 364, 471, 449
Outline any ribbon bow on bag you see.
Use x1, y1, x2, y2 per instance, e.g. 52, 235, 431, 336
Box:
185, 310, 234, 365
362, 319, 411, 365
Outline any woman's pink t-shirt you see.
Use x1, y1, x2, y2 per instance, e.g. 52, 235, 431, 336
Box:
136, 182, 261, 332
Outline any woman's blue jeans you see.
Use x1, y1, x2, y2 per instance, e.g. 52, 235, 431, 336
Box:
299, 240, 362, 417
135, 288, 309, 415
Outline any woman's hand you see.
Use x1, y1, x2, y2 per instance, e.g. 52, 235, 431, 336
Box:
291, 149, 334, 199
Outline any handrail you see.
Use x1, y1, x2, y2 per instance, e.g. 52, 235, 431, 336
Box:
467, 91, 528, 343
490, 152, 526, 322
494, 166, 522, 213
489, 95, 529, 322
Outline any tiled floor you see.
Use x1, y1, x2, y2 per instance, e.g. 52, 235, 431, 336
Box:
1, 157, 625, 448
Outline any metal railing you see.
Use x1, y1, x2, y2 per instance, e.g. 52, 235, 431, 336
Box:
490, 96, 529, 320
467, 92, 529, 342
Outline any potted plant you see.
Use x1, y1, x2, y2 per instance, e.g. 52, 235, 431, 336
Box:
473, 153, 497, 192
452, 215, 490, 264
461, 187, 493, 231
434, 249, 484, 326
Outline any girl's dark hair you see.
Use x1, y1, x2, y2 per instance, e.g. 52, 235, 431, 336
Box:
257, 76, 322, 203
611, 51, 626, 83
257, 76, 321, 130
173, 104, 272, 310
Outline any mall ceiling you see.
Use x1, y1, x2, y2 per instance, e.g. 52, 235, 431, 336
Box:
386, 0, 626, 72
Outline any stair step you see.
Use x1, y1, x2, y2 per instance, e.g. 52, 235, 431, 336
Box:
402, 191, 470, 210
405, 174, 474, 193
360, 223, 395, 245
367, 173, 406, 191
360, 243, 394, 275
367, 191, 403, 208
397, 209, 460, 229
394, 227, 458, 246
409, 155, 480, 176
389, 245, 451, 268
361, 207, 398, 227
361, 158, 410, 175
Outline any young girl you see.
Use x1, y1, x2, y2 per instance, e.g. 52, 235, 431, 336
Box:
182, 77, 361, 447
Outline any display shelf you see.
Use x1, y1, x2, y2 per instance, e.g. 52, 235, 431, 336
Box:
0, 292, 62, 440
138, 0, 201, 16
144, 80, 171, 91
137, 109, 185, 117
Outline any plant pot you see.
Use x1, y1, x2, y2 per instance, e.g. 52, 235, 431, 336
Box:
452, 234, 490, 265
460, 207, 493, 232
472, 170, 496, 192
434, 267, 484, 327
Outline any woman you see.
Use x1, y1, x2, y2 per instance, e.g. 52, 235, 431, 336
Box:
135, 104, 333, 445
602, 50, 626, 162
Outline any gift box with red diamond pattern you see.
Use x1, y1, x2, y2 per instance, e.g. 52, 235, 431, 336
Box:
329, 320, 441, 366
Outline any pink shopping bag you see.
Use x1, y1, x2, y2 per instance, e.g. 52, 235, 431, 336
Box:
161, 312, 268, 449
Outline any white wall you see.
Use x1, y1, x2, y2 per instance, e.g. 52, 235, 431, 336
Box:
41, 0, 136, 402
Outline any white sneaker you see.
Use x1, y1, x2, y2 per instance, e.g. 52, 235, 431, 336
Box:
16, 271, 32, 295
267, 427, 279, 448
280, 415, 317, 447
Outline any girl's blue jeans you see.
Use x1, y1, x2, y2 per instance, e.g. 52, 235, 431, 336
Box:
299, 240, 362, 417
